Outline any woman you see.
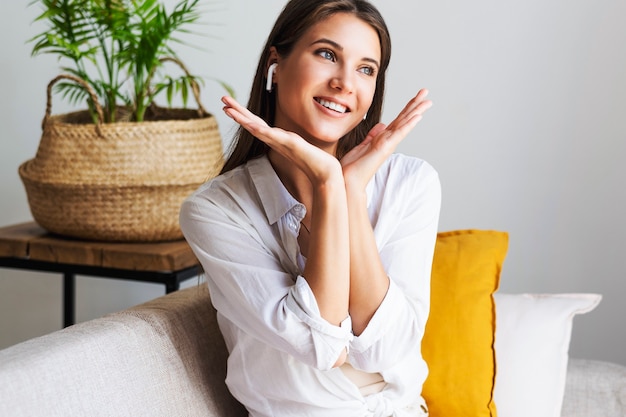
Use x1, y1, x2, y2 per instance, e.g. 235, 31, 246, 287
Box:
180, 0, 441, 415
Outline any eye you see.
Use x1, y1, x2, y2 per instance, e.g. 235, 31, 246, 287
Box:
358, 66, 377, 77
316, 48, 336, 62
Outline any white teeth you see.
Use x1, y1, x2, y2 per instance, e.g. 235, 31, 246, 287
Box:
317, 99, 347, 113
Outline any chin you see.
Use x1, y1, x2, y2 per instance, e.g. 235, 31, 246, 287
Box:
309, 123, 355, 144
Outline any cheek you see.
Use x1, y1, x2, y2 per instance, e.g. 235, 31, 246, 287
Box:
281, 57, 321, 86
278, 69, 317, 103
359, 82, 377, 109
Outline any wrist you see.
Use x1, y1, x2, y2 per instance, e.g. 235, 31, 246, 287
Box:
312, 169, 346, 198
344, 178, 368, 206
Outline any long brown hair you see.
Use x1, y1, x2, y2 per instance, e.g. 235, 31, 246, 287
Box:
220, 0, 392, 174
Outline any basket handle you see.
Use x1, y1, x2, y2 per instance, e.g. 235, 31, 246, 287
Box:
150, 57, 209, 118
43, 74, 105, 136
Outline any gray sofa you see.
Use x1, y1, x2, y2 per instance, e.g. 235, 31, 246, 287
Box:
0, 286, 624, 417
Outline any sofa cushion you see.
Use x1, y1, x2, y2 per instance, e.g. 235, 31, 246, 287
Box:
561, 358, 626, 417
422, 229, 509, 417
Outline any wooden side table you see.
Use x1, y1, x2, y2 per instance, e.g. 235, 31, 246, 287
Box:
0, 222, 201, 327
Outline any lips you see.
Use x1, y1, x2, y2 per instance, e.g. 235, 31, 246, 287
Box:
315, 98, 350, 114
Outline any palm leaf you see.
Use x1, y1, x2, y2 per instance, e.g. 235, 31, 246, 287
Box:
28, 0, 224, 123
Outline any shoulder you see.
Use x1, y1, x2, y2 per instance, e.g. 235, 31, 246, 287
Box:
377, 153, 440, 190
367, 153, 441, 220
180, 155, 288, 233
185, 164, 250, 204
180, 163, 258, 223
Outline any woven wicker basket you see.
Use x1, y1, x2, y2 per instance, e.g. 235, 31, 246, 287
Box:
19, 74, 223, 242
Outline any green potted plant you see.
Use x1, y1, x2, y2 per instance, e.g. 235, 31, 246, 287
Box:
19, 0, 227, 242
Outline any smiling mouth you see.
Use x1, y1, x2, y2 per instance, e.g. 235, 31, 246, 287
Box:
315, 98, 350, 114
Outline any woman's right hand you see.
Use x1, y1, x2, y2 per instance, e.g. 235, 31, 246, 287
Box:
223, 96, 351, 328
222, 96, 343, 185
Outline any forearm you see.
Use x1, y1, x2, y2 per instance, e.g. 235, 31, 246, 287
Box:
303, 176, 350, 327
345, 186, 390, 335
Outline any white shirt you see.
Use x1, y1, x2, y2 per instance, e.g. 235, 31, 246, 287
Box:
180, 153, 441, 417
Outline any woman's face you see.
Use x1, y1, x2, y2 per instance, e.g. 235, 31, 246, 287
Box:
271, 12, 381, 153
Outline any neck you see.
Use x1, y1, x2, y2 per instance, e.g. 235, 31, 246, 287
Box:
267, 150, 312, 206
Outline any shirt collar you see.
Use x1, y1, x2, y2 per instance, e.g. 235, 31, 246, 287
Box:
247, 155, 302, 226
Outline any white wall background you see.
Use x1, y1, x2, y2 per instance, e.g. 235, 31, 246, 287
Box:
1, 1, 624, 365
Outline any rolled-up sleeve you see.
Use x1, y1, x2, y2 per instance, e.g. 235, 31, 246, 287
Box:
348, 156, 441, 372
286, 276, 353, 369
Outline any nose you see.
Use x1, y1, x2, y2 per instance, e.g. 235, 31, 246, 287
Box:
329, 66, 355, 93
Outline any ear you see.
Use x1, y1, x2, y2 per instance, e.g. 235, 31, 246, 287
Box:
267, 47, 280, 83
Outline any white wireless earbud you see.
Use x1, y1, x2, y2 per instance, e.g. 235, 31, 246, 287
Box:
266, 63, 278, 92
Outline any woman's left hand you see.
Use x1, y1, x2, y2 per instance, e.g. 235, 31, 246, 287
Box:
340, 89, 432, 190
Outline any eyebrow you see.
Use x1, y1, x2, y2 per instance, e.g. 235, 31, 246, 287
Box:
310, 38, 380, 68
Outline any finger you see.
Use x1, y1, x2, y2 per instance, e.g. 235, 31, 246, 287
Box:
375, 111, 424, 152
395, 89, 429, 118
221, 95, 246, 115
221, 95, 247, 113
220, 96, 304, 153
397, 90, 431, 122
222, 96, 268, 127
360, 123, 387, 147
222, 103, 276, 146
387, 90, 432, 131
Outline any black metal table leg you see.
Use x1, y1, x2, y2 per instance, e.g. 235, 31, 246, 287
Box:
166, 281, 180, 294
63, 273, 75, 328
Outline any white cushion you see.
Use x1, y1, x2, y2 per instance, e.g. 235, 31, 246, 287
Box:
493, 293, 602, 417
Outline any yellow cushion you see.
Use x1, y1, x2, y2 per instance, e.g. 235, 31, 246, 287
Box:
422, 229, 509, 417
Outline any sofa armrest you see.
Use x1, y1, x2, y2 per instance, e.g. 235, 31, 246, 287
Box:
561, 357, 626, 417
0, 286, 247, 417
122, 285, 248, 417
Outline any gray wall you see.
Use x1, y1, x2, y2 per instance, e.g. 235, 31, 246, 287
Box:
1, 1, 624, 365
